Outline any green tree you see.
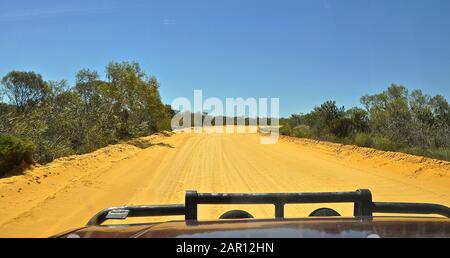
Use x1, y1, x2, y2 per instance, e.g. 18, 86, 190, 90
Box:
346, 107, 370, 134
361, 84, 411, 146
1, 71, 50, 112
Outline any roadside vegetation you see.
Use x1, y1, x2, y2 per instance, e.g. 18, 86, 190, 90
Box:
280, 84, 450, 161
0, 135, 34, 177
0, 61, 173, 176
1, 64, 449, 177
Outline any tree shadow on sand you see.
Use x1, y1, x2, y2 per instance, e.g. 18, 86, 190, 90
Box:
129, 139, 174, 149
0, 161, 33, 179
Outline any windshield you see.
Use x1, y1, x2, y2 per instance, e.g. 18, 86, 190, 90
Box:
0, 0, 449, 238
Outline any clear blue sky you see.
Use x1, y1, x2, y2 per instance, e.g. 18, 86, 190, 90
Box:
1, 0, 449, 116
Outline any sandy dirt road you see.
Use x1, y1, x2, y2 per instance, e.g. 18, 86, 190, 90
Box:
1, 127, 449, 237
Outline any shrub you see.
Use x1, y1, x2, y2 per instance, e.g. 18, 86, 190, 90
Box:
401, 147, 450, 162
279, 124, 292, 136
291, 125, 314, 138
322, 133, 339, 143
372, 136, 396, 151
354, 133, 373, 148
0, 135, 35, 177
423, 148, 450, 161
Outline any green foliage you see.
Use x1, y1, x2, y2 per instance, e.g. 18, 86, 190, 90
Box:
330, 117, 353, 138
401, 147, 450, 162
354, 133, 373, 148
361, 84, 412, 146
0, 135, 35, 177
291, 125, 314, 138
0, 61, 174, 172
279, 124, 292, 136
372, 136, 396, 151
346, 108, 370, 134
281, 84, 449, 160
1, 71, 50, 112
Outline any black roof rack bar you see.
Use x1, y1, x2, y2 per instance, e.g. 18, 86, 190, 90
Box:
86, 189, 450, 226
186, 189, 373, 219
87, 204, 185, 226
195, 192, 362, 204
372, 202, 450, 218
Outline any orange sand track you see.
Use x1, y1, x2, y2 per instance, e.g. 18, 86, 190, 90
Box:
1, 127, 449, 237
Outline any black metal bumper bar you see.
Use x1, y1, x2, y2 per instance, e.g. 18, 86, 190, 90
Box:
87, 189, 450, 226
